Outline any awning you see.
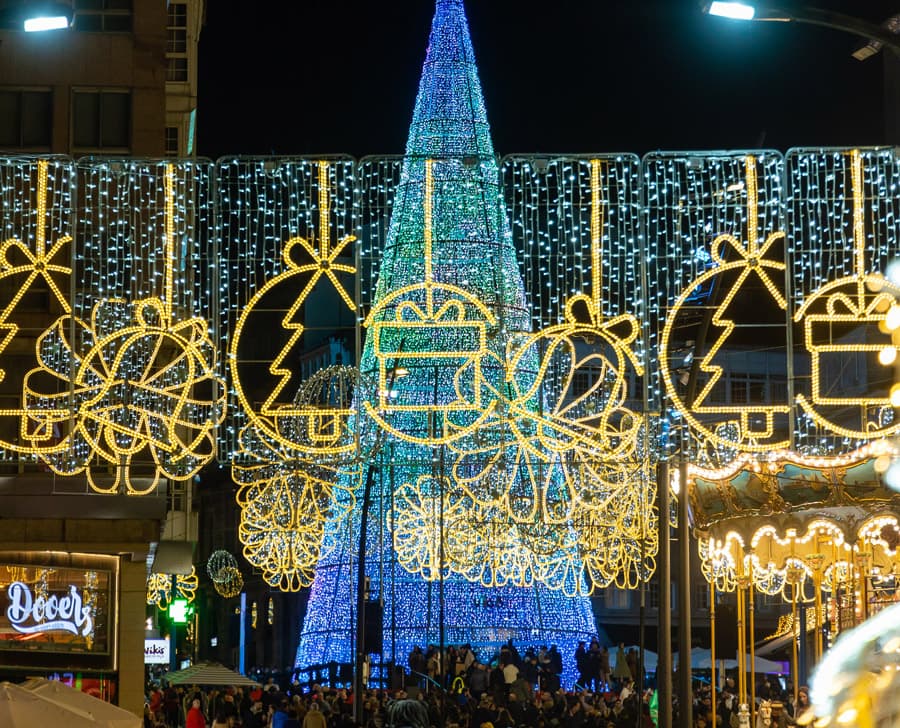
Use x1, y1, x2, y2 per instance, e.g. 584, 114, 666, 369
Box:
163, 662, 260, 687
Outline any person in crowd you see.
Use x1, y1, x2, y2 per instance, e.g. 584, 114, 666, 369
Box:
501, 658, 519, 696
186, 698, 206, 728
587, 639, 603, 691
301, 701, 327, 728
468, 662, 489, 699
611, 642, 632, 687
575, 641, 589, 688
387, 698, 430, 728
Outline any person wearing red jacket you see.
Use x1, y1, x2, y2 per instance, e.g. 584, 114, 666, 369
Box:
186, 698, 207, 728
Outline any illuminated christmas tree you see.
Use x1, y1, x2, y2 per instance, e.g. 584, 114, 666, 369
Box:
295, 0, 595, 678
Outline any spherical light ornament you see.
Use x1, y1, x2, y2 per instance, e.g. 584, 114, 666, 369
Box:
207, 550, 238, 583
213, 566, 244, 598
277, 365, 381, 469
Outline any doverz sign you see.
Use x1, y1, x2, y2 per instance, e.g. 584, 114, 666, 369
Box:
5, 581, 93, 637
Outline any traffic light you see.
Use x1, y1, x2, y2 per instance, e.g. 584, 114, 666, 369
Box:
169, 598, 194, 624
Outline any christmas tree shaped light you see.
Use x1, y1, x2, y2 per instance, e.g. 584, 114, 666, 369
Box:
295, 0, 595, 677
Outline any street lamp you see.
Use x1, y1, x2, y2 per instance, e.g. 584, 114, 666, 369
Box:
702, 2, 900, 55
0, 2, 73, 31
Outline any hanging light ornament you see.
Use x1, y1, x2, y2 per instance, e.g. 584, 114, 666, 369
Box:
207, 550, 238, 583
146, 566, 198, 610
213, 566, 244, 598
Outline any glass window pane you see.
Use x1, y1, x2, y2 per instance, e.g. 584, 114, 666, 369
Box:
166, 57, 188, 82
75, 0, 103, 10
74, 13, 103, 31
167, 3, 186, 27
165, 126, 178, 156
100, 92, 129, 148
104, 14, 131, 31
0, 92, 21, 146
21, 91, 51, 147
167, 28, 186, 53
106, 0, 132, 9
73, 92, 99, 148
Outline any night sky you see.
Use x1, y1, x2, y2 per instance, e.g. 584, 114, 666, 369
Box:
197, 0, 897, 160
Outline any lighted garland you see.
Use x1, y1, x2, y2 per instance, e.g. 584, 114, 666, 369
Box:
229, 161, 358, 458
699, 516, 900, 604
234, 423, 355, 592
146, 566, 198, 610
793, 149, 898, 440
659, 156, 790, 453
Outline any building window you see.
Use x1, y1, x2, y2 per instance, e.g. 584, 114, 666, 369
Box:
598, 588, 630, 610
168, 27, 186, 54
693, 581, 710, 609
0, 89, 52, 149
165, 126, 179, 156
168, 480, 186, 512
72, 90, 130, 151
74, 0, 132, 32
167, 57, 188, 83
648, 580, 660, 609
167, 3, 188, 83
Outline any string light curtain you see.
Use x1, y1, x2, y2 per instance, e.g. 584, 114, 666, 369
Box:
24, 159, 224, 493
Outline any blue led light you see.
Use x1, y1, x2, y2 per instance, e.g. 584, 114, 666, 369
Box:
295, 0, 595, 683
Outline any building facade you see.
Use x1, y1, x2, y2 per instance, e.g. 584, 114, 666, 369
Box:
0, 0, 203, 157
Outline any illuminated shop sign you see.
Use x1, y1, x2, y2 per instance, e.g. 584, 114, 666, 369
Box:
144, 638, 170, 665
0, 557, 115, 658
7, 581, 93, 637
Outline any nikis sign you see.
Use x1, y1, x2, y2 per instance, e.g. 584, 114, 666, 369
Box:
0, 558, 114, 659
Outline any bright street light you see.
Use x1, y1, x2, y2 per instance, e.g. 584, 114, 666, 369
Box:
23, 14, 69, 32
1, 2, 74, 32
702, 2, 900, 55
707, 2, 756, 21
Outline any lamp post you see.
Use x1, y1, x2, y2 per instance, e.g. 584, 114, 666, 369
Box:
703, 2, 900, 54
703, 2, 900, 142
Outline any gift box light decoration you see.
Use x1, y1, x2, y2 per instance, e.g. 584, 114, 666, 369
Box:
23, 162, 225, 494
792, 149, 898, 442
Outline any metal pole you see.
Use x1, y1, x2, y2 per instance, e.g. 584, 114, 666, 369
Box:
353, 464, 376, 724
678, 459, 693, 728
749, 564, 756, 721
710, 581, 716, 728
656, 461, 672, 728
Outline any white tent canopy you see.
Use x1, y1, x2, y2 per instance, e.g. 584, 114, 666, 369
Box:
22, 678, 140, 728
0, 682, 100, 728
671, 648, 786, 673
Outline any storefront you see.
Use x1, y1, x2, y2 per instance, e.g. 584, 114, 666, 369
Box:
0, 551, 121, 702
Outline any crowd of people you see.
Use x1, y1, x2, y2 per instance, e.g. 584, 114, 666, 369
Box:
143, 642, 807, 728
